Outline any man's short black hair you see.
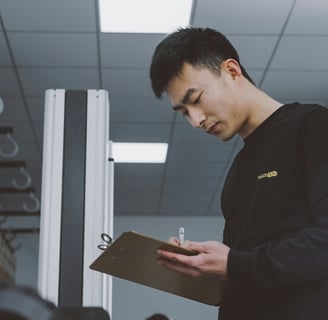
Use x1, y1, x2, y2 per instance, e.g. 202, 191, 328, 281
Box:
150, 27, 254, 98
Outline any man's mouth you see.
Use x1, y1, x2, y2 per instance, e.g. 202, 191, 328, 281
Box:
206, 123, 219, 134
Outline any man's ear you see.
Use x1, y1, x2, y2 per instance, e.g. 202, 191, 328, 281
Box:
222, 59, 242, 80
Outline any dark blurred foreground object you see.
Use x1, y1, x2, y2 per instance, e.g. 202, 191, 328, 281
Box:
52, 307, 110, 320
0, 283, 110, 320
0, 282, 55, 320
145, 313, 170, 320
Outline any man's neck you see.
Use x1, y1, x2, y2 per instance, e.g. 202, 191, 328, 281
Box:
239, 86, 283, 138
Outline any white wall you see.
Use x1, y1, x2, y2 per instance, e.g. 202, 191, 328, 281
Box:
112, 216, 225, 320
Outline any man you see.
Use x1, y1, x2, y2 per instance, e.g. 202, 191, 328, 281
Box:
150, 27, 328, 320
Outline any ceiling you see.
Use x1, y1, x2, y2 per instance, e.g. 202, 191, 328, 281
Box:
1, 0, 328, 234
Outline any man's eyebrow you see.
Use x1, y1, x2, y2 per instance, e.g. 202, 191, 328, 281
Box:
172, 88, 197, 111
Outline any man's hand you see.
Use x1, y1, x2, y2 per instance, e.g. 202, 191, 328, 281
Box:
157, 239, 230, 280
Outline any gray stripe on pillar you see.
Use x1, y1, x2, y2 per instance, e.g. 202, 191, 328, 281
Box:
58, 90, 87, 306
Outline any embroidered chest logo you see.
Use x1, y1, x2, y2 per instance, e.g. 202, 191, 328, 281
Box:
257, 170, 278, 180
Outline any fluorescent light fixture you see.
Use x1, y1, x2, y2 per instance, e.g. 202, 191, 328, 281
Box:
99, 0, 193, 33
112, 142, 168, 163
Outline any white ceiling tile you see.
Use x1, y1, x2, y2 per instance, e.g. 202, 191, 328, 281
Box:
102, 68, 152, 98
5, 120, 38, 142
110, 123, 170, 142
168, 144, 235, 163
115, 192, 160, 206
18, 68, 99, 96
0, 97, 28, 122
247, 70, 265, 87
207, 199, 223, 216
159, 191, 216, 216
9, 33, 98, 67
3, 109, 33, 136
160, 200, 212, 214
0, 67, 20, 95
100, 33, 165, 68
285, 0, 328, 35
115, 164, 164, 177
33, 122, 44, 147
163, 176, 218, 193
271, 36, 328, 70
114, 204, 158, 216
114, 187, 160, 214
193, 0, 295, 34
262, 70, 328, 101
166, 163, 226, 179
158, 206, 209, 216
160, 192, 212, 206
7, 120, 43, 150
0, 32, 11, 66
1, 0, 96, 32
110, 97, 172, 123
229, 35, 279, 69
26, 97, 45, 122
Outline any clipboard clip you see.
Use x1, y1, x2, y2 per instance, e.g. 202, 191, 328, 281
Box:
97, 233, 112, 250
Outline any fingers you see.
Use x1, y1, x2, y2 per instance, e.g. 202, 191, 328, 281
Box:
167, 236, 180, 245
183, 240, 228, 254
157, 247, 201, 277
186, 241, 207, 252
166, 237, 204, 251
158, 258, 201, 277
180, 239, 192, 249
157, 248, 195, 266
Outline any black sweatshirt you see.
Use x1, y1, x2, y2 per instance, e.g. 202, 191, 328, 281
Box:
219, 103, 328, 320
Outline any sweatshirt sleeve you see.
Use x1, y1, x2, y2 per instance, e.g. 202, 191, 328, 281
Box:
227, 107, 328, 288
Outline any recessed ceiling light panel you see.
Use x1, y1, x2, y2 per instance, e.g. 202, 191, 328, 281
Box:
112, 142, 168, 163
99, 0, 193, 33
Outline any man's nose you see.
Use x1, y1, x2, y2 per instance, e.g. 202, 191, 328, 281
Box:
189, 109, 206, 129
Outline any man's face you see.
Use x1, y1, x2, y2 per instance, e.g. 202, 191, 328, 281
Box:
166, 62, 248, 141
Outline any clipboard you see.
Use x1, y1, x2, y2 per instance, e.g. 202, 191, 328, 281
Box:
89, 231, 228, 305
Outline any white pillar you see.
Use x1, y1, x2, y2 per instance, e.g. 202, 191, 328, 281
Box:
38, 89, 113, 316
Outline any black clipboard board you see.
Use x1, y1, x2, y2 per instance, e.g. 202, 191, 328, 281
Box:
89, 231, 228, 305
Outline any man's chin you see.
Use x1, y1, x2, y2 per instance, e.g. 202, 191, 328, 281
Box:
216, 132, 235, 142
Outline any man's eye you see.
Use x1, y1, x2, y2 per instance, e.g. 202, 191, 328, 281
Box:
193, 93, 202, 104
